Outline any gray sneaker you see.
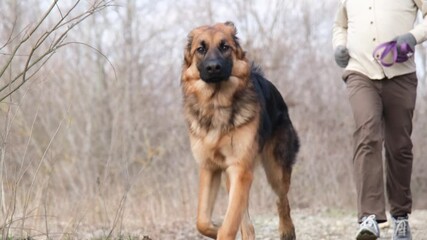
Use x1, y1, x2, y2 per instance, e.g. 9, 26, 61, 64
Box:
393, 216, 412, 240
356, 215, 380, 240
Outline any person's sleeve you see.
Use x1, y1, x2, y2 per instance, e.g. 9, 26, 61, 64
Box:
332, 1, 348, 50
410, 0, 427, 43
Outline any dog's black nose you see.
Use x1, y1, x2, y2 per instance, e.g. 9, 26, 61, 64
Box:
205, 60, 222, 74
198, 56, 232, 83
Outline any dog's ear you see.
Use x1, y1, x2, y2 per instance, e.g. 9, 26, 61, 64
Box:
224, 21, 237, 35
224, 21, 245, 60
184, 31, 194, 68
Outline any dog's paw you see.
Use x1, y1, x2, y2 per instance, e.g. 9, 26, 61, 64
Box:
280, 230, 296, 240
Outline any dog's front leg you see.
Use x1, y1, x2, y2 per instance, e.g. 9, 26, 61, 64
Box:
218, 165, 253, 240
225, 173, 255, 240
197, 167, 222, 239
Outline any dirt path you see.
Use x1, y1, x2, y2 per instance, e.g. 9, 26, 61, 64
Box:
144, 209, 427, 240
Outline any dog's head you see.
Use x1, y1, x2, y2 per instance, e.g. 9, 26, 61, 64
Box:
182, 21, 248, 84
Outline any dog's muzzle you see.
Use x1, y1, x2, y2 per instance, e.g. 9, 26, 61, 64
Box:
199, 58, 232, 83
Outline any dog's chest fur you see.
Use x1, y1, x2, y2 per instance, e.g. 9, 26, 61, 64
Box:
184, 78, 259, 141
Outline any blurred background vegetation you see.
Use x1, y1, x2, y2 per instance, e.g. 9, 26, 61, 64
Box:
1, 0, 426, 239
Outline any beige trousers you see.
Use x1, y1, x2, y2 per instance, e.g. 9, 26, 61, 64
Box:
344, 71, 417, 223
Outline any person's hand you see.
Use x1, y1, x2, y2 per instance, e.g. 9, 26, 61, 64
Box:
334, 45, 350, 68
394, 33, 416, 56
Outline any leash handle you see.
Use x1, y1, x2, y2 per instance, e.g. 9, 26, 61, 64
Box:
372, 41, 413, 67
373, 41, 398, 67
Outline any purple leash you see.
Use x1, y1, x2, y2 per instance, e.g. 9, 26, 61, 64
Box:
373, 41, 414, 67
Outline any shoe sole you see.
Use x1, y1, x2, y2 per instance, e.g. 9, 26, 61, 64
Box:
356, 229, 378, 240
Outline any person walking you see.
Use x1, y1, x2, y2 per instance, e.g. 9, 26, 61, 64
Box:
332, 1, 427, 239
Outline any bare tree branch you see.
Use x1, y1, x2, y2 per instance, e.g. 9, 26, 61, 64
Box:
0, 0, 113, 102
0, 0, 58, 79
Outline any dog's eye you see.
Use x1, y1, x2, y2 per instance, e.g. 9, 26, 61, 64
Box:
220, 44, 230, 52
196, 46, 206, 54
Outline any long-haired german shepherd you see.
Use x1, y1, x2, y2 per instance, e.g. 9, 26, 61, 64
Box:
181, 21, 299, 240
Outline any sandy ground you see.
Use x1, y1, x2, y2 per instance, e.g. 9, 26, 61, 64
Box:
139, 209, 427, 240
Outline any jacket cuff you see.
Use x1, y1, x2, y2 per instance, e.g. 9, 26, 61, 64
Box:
410, 25, 427, 44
